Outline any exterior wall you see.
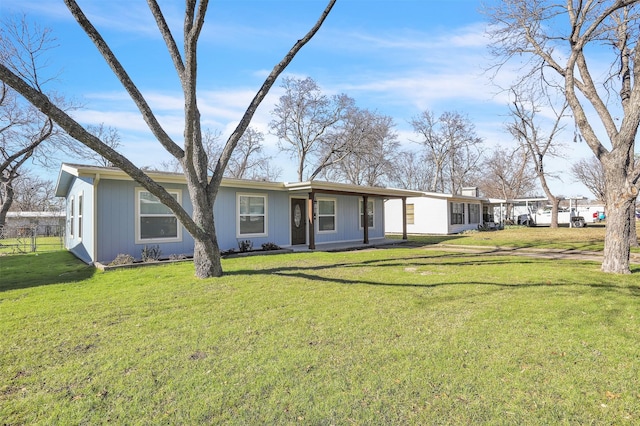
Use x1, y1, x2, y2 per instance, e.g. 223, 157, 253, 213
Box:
385, 197, 483, 235
96, 179, 195, 263
64, 176, 95, 263
311, 194, 385, 245
214, 187, 292, 252
72, 175, 390, 264
385, 197, 449, 235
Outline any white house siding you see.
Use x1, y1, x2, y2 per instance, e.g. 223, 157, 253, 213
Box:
97, 179, 195, 263
385, 197, 483, 235
63, 176, 95, 263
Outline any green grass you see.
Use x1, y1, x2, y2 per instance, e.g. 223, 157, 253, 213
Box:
0, 235, 65, 255
1, 238, 639, 424
394, 223, 640, 253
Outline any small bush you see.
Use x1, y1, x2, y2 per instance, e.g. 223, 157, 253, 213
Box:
237, 240, 253, 253
261, 242, 281, 251
110, 253, 135, 265
141, 245, 162, 262
168, 253, 187, 261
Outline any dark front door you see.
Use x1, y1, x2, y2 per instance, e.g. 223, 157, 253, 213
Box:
291, 198, 306, 245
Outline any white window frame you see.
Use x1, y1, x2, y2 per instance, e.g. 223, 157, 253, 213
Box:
316, 198, 337, 234
69, 196, 75, 238
359, 199, 375, 229
135, 188, 182, 244
78, 192, 83, 240
236, 193, 268, 238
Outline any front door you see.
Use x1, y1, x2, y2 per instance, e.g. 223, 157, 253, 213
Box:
291, 198, 306, 245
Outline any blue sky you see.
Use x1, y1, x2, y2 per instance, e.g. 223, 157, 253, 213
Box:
2, 0, 598, 197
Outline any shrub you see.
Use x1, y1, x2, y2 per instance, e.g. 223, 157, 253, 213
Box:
261, 242, 281, 251
237, 240, 253, 253
110, 253, 135, 265
141, 245, 162, 262
168, 253, 187, 261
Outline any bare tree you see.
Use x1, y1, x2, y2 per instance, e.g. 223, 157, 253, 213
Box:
410, 110, 484, 194
158, 127, 279, 181
227, 127, 281, 181
571, 156, 606, 203
71, 123, 122, 167
10, 173, 61, 212
486, 0, 640, 273
0, 0, 337, 278
322, 108, 398, 186
387, 150, 433, 191
0, 82, 53, 228
506, 88, 568, 227
478, 145, 537, 200
270, 76, 353, 181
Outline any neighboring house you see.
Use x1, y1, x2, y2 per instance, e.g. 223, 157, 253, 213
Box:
385, 188, 486, 235
1, 211, 65, 237
54, 163, 420, 264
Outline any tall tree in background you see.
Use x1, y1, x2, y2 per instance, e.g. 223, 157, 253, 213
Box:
270, 76, 353, 181
0, 0, 337, 278
478, 145, 536, 200
321, 108, 398, 186
10, 173, 61, 212
410, 110, 483, 194
487, 0, 640, 274
158, 127, 280, 181
571, 156, 606, 203
387, 150, 433, 191
506, 89, 568, 228
72, 123, 122, 167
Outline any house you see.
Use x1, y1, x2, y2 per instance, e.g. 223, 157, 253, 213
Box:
54, 163, 421, 264
1, 211, 65, 237
384, 188, 486, 235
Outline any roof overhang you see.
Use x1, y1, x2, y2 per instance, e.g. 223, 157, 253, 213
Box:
284, 181, 423, 199
54, 164, 422, 199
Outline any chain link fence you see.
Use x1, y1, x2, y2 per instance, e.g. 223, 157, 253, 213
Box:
0, 224, 65, 254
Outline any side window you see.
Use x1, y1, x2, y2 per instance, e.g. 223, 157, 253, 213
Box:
450, 202, 465, 225
468, 203, 480, 224
406, 203, 415, 225
317, 198, 336, 233
136, 188, 182, 243
69, 196, 75, 238
237, 194, 267, 237
78, 193, 83, 239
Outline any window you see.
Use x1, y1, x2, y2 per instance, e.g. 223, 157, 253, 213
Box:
136, 188, 181, 243
317, 198, 336, 232
468, 203, 480, 224
69, 196, 75, 238
78, 193, 83, 239
360, 199, 375, 229
450, 202, 465, 225
406, 203, 415, 225
238, 194, 267, 237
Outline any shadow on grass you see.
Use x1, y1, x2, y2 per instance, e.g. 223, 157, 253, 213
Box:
226, 249, 640, 296
0, 251, 96, 292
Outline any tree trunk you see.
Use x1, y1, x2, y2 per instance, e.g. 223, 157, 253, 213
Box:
0, 182, 15, 231
191, 196, 223, 278
601, 164, 636, 274
630, 196, 639, 248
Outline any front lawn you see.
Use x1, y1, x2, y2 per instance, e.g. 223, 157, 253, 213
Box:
1, 246, 638, 424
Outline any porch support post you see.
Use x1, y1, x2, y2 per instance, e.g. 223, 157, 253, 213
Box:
308, 191, 315, 250
363, 195, 369, 244
402, 196, 407, 240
